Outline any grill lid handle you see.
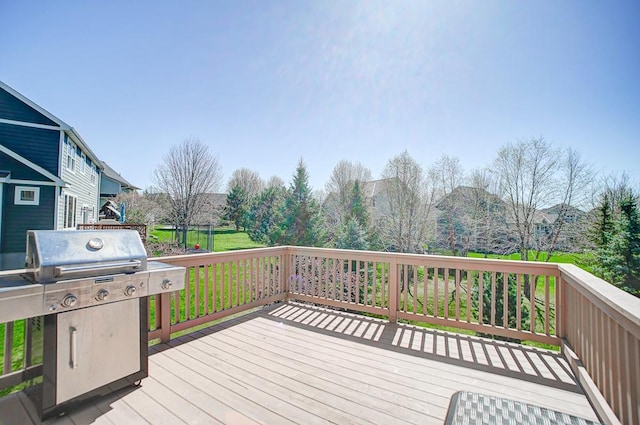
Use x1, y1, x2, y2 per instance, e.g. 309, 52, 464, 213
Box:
54, 260, 143, 278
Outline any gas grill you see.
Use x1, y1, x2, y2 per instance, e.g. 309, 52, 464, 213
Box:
0, 230, 185, 420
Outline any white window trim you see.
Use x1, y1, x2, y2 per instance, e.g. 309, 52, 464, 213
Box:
66, 142, 76, 173
14, 186, 40, 205
64, 193, 77, 229
81, 153, 86, 174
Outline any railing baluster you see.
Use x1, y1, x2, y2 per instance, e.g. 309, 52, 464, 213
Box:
530, 274, 535, 334
203, 263, 210, 315
502, 272, 508, 329
455, 269, 460, 321
423, 266, 428, 317
25, 319, 33, 368
478, 271, 484, 326
466, 270, 471, 323
412, 265, 417, 314
381, 262, 386, 310
434, 268, 439, 319
402, 265, 408, 313
516, 273, 521, 331
3, 322, 13, 375
444, 268, 449, 320
491, 272, 496, 327
372, 261, 378, 308
363, 261, 369, 306
194, 264, 201, 318
544, 276, 550, 335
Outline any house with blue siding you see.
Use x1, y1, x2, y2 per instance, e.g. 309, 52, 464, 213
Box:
0, 81, 104, 270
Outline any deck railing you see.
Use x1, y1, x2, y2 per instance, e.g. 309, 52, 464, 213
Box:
2, 247, 638, 424
77, 223, 147, 240
558, 265, 640, 425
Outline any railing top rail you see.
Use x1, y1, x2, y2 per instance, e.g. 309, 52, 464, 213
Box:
284, 246, 560, 275
155, 246, 286, 265
559, 263, 640, 334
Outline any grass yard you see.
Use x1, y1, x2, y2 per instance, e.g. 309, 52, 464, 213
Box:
150, 226, 265, 252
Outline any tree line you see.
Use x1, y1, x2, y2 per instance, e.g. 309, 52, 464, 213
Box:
116, 136, 639, 297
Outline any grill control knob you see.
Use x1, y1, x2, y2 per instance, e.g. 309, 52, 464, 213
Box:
161, 279, 172, 290
124, 285, 137, 297
96, 289, 109, 301
61, 294, 78, 308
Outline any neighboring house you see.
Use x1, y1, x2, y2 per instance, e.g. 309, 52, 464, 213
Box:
362, 178, 393, 221
99, 161, 139, 206
0, 81, 103, 269
98, 161, 140, 221
434, 186, 510, 254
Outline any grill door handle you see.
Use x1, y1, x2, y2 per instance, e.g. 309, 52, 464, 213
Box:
55, 260, 143, 277
70, 327, 78, 369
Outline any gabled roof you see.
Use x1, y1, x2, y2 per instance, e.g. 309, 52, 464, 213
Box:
101, 161, 139, 190
0, 81, 103, 170
0, 145, 66, 186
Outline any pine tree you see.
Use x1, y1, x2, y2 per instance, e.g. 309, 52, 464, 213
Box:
275, 159, 326, 246
224, 185, 247, 231
336, 217, 370, 251
244, 185, 285, 244
347, 180, 370, 229
591, 192, 640, 297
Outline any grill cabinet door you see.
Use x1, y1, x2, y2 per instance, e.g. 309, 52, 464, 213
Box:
55, 299, 140, 403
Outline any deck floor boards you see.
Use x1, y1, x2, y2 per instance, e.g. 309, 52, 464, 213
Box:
0, 302, 601, 425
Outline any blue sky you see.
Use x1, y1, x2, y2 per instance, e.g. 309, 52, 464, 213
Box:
1, 1, 638, 192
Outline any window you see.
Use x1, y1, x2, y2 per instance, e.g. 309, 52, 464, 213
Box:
66, 143, 76, 172
81, 153, 86, 174
64, 194, 77, 228
91, 165, 97, 185
15, 186, 40, 205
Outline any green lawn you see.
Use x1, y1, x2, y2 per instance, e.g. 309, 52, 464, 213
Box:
150, 227, 264, 252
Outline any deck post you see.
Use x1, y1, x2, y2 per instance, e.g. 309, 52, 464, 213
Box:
159, 292, 172, 343
388, 258, 398, 323
282, 248, 290, 303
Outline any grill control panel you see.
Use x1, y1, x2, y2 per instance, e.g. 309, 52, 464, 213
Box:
44, 274, 148, 312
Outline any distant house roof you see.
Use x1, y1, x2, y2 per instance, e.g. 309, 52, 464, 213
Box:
362, 178, 394, 199
101, 161, 139, 190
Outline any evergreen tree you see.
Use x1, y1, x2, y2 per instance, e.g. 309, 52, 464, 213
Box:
336, 217, 370, 251
275, 159, 326, 246
224, 185, 247, 231
591, 192, 640, 297
610, 197, 640, 295
245, 185, 285, 245
346, 180, 369, 229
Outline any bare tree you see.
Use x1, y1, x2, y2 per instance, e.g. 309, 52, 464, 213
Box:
226, 168, 265, 200
324, 160, 373, 227
153, 137, 223, 246
538, 148, 593, 259
266, 175, 285, 189
113, 191, 163, 228
494, 138, 592, 263
462, 168, 511, 256
430, 155, 465, 255
494, 138, 558, 262
380, 151, 435, 253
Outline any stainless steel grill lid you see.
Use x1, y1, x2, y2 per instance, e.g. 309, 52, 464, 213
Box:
25, 230, 148, 283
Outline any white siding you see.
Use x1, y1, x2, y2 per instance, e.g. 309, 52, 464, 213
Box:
57, 134, 99, 229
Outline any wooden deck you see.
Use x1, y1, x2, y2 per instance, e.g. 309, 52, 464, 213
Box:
0, 302, 601, 425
